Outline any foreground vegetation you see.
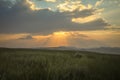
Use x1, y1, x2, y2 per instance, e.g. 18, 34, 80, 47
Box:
0, 48, 120, 80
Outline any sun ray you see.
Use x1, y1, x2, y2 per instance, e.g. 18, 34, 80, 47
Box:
47, 31, 69, 47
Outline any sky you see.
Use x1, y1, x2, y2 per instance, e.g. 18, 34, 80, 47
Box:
0, 0, 120, 48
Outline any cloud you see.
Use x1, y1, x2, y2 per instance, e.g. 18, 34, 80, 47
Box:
72, 15, 100, 23
18, 35, 34, 40
68, 32, 88, 38
72, 9, 95, 18
57, 1, 82, 12
95, 0, 104, 7
0, 30, 120, 48
0, 0, 110, 35
26, 0, 52, 10
45, 0, 56, 2
57, 1, 94, 12
26, 0, 41, 10
105, 26, 120, 31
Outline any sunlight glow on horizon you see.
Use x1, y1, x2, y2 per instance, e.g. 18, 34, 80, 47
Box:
0, 30, 119, 48
47, 31, 69, 47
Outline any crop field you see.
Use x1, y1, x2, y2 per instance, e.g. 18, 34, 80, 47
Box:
0, 48, 120, 80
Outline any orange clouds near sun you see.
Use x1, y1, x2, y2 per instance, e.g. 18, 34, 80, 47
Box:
0, 30, 119, 48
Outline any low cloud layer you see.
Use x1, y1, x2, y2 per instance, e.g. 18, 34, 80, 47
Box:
0, 0, 110, 34
18, 35, 34, 40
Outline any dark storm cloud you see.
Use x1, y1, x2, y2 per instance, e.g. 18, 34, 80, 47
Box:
0, 0, 109, 35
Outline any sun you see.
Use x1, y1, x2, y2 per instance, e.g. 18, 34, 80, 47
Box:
47, 31, 69, 47
53, 31, 66, 35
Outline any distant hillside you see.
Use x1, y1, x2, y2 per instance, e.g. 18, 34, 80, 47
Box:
0, 47, 120, 55
37, 46, 78, 51
42, 47, 120, 55
85, 47, 120, 54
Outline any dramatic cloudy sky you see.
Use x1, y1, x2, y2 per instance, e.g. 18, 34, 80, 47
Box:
0, 0, 120, 48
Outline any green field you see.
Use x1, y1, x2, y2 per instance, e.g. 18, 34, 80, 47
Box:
0, 48, 120, 80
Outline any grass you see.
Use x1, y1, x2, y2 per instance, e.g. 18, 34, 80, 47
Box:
0, 48, 120, 80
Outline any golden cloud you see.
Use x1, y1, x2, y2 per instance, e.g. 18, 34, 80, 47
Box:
57, 1, 93, 12
26, 0, 41, 10
72, 15, 100, 23
0, 30, 120, 48
26, 0, 51, 11
25, 0, 103, 12
95, 0, 104, 7
45, 0, 56, 2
